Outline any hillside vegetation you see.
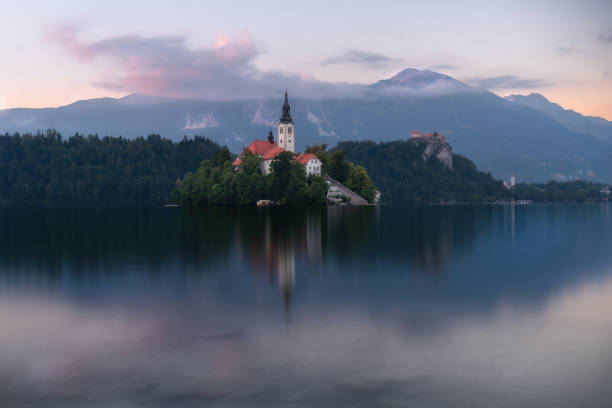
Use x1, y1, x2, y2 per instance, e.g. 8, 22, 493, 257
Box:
1, 130, 608, 206
338, 140, 610, 203
338, 140, 508, 203
0, 130, 220, 205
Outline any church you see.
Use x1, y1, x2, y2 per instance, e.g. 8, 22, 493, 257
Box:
232, 91, 322, 176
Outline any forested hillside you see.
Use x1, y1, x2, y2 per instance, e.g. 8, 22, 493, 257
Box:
339, 140, 610, 203
1, 131, 608, 206
338, 140, 509, 203
0, 130, 221, 205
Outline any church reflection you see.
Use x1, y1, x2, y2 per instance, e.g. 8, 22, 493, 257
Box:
2, 205, 610, 319
277, 239, 295, 308
237, 209, 322, 308
231, 205, 490, 307
0, 206, 488, 303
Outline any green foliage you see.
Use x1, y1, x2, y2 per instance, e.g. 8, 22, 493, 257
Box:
210, 147, 232, 168
270, 151, 296, 201
174, 148, 329, 206
328, 150, 351, 183
338, 140, 611, 203
0, 129, 221, 205
510, 180, 609, 202
346, 164, 377, 203
307, 176, 330, 205
306, 144, 377, 204
337, 140, 509, 203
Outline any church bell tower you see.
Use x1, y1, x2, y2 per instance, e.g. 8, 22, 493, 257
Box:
277, 89, 295, 153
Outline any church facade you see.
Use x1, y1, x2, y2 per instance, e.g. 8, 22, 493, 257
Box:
232, 90, 322, 177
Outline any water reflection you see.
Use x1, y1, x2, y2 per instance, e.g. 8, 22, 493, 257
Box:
1, 205, 612, 407
1, 205, 612, 306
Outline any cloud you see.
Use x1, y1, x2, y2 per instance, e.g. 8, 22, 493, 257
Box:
555, 46, 575, 55
598, 30, 612, 44
322, 49, 400, 68
46, 24, 366, 100
45, 25, 484, 100
429, 64, 458, 71
466, 75, 553, 90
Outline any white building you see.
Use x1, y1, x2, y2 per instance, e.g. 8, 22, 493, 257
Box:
296, 153, 322, 176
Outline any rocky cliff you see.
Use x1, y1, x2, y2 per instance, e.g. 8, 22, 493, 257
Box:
410, 137, 453, 169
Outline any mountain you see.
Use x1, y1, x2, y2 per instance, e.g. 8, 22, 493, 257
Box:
371, 68, 472, 92
1, 69, 612, 182
505, 93, 612, 145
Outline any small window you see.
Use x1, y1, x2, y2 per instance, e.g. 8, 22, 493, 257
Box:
288, 127, 292, 134
280, 127, 283, 134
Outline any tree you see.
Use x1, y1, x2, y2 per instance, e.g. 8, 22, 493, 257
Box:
285, 162, 309, 205
306, 175, 329, 205
305, 144, 328, 154
347, 164, 376, 203
0, 130, 221, 205
239, 150, 262, 176
270, 151, 295, 201
210, 146, 232, 168
329, 150, 351, 183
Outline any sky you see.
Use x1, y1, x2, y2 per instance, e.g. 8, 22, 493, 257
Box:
1, 0, 611, 119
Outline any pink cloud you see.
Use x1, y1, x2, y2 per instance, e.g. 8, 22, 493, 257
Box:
46, 25, 271, 98
46, 23, 96, 61
44, 25, 370, 100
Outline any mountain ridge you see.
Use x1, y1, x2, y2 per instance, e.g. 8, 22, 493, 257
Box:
504, 93, 612, 144
1, 69, 611, 183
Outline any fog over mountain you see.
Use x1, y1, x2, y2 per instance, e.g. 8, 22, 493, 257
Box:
1, 69, 611, 183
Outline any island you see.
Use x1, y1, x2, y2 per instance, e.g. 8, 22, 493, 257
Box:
171, 91, 376, 206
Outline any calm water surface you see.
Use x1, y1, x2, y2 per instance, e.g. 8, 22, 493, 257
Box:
1, 205, 612, 407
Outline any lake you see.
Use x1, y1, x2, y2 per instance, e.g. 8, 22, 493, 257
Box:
1, 205, 611, 407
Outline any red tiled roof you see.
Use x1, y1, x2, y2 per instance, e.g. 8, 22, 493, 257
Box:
262, 146, 284, 160
247, 140, 280, 156
233, 140, 285, 164
296, 153, 319, 165
411, 131, 445, 140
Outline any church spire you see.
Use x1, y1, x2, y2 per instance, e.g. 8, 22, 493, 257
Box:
280, 89, 293, 124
